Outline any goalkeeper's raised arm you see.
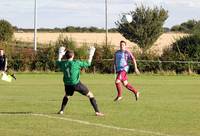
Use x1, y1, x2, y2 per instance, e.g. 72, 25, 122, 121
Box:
88, 46, 96, 64
58, 46, 66, 61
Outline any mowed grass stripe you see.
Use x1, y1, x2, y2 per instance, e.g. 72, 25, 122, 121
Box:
0, 113, 179, 136
0, 73, 199, 136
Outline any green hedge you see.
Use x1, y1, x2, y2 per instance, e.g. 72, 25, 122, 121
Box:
161, 34, 200, 73
1, 35, 200, 74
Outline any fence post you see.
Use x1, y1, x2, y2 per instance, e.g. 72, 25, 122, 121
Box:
158, 60, 163, 72
93, 66, 96, 74
188, 62, 192, 74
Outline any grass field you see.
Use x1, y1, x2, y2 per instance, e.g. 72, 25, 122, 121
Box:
0, 73, 200, 136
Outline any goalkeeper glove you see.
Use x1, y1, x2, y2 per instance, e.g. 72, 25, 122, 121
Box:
58, 46, 66, 61
88, 46, 96, 63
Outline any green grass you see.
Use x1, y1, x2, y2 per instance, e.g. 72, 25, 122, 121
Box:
0, 73, 200, 136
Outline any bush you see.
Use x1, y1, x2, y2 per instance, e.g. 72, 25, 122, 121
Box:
75, 45, 88, 59
3, 36, 89, 72
171, 20, 199, 34
0, 20, 13, 42
91, 44, 115, 73
134, 52, 161, 73
2, 33, 200, 74
161, 34, 200, 73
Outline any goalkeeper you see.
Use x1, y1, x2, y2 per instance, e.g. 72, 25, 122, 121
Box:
56, 47, 104, 116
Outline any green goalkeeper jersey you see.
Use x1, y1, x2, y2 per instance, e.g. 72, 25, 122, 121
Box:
56, 60, 90, 85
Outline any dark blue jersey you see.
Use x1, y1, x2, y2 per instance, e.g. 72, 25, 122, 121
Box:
0, 55, 6, 71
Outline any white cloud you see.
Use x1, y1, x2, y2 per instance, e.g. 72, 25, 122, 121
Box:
164, 0, 200, 8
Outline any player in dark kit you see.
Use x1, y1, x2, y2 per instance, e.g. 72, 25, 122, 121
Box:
0, 49, 16, 80
56, 47, 104, 116
0, 49, 7, 72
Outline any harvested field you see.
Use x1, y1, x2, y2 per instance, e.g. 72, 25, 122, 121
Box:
14, 32, 187, 55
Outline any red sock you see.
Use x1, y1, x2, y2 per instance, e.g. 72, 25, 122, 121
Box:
125, 83, 138, 94
115, 82, 122, 97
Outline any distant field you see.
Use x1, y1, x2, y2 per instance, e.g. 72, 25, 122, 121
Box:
14, 32, 187, 55
0, 74, 199, 136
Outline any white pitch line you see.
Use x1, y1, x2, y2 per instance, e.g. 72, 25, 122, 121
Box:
0, 113, 180, 136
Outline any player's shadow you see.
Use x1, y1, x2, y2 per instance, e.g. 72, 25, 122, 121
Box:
0, 112, 32, 115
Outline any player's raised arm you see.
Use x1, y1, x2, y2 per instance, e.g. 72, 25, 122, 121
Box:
88, 46, 96, 64
58, 46, 66, 61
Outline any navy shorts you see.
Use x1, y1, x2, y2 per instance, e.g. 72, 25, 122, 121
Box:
64, 82, 89, 96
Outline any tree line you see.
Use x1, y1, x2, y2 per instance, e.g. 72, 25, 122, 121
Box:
13, 26, 118, 33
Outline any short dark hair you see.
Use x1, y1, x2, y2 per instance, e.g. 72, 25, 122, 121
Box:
64, 50, 74, 59
120, 40, 126, 45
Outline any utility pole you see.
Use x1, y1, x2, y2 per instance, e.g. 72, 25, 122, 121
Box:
105, 0, 108, 46
34, 0, 37, 51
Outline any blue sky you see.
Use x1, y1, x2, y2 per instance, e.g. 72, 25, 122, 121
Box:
0, 0, 200, 29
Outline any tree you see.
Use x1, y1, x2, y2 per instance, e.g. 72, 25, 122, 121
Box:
116, 5, 168, 51
192, 21, 200, 35
0, 20, 13, 42
171, 20, 198, 33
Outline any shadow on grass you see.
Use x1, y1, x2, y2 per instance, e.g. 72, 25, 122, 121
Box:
0, 112, 33, 115
0, 112, 60, 115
